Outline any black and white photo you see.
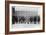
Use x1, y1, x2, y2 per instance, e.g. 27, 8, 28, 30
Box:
9, 3, 43, 31
5, 1, 45, 34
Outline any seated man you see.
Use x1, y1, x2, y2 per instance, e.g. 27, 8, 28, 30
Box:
12, 16, 18, 24
19, 16, 25, 23
37, 16, 40, 24
34, 16, 37, 24
33, 16, 40, 24
29, 16, 33, 23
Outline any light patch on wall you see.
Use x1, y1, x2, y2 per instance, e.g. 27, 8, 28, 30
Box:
6, 0, 45, 2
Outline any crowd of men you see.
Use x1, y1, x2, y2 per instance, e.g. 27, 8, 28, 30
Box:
12, 16, 40, 24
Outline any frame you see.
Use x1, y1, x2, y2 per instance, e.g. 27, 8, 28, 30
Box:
5, 1, 45, 34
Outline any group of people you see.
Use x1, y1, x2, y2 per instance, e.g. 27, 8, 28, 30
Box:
12, 16, 40, 24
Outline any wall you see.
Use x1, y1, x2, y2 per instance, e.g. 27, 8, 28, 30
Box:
6, 0, 45, 2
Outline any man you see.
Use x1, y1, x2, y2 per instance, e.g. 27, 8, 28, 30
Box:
19, 16, 25, 23
34, 16, 37, 24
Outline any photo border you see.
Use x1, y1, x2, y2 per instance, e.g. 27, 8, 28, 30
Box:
5, 1, 45, 34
